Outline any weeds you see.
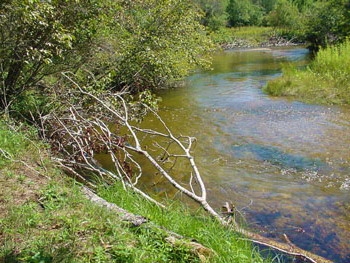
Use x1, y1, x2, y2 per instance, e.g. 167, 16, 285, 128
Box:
264, 39, 350, 105
0, 121, 27, 166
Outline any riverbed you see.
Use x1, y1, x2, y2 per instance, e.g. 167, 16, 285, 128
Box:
146, 47, 350, 262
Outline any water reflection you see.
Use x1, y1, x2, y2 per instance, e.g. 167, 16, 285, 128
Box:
120, 47, 349, 262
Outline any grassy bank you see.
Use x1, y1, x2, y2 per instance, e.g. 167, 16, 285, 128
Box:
0, 121, 270, 262
264, 39, 350, 105
98, 184, 271, 263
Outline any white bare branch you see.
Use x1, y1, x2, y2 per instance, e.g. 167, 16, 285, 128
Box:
45, 74, 333, 263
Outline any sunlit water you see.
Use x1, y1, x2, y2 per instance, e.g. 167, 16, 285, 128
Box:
108, 47, 350, 262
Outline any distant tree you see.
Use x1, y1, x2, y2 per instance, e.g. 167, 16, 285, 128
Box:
291, 0, 314, 11
226, 0, 264, 27
304, 0, 350, 50
194, 0, 228, 31
259, 0, 278, 12
266, 0, 301, 29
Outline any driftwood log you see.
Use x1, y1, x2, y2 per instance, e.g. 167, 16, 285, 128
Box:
82, 186, 147, 226
82, 186, 214, 262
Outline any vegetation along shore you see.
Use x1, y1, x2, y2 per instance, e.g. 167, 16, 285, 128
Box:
1, 0, 349, 262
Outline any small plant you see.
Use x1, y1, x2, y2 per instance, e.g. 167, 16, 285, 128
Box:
17, 174, 27, 183
26, 251, 53, 263
4, 170, 15, 179
38, 184, 68, 210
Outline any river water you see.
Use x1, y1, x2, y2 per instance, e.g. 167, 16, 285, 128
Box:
111, 47, 350, 262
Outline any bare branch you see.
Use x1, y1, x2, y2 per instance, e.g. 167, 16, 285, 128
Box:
44, 75, 333, 263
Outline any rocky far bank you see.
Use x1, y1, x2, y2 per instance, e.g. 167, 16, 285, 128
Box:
221, 35, 304, 49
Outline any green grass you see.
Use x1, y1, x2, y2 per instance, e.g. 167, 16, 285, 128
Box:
99, 184, 271, 263
0, 120, 273, 263
230, 27, 275, 40
264, 39, 350, 105
0, 120, 30, 166
0, 121, 201, 263
1, 180, 203, 263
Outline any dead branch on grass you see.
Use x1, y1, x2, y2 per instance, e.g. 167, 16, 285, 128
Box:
45, 74, 332, 263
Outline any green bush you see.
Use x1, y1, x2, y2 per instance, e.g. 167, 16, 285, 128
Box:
0, 0, 102, 110
304, 0, 350, 50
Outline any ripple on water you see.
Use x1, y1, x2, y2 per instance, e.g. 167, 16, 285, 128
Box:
151, 47, 350, 262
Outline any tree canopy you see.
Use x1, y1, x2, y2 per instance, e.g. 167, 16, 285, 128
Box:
200, 0, 350, 48
0, 0, 213, 115
0, 0, 101, 108
1, 0, 350, 118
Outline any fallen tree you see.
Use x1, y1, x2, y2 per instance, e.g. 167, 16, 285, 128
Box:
82, 186, 214, 262
44, 73, 333, 263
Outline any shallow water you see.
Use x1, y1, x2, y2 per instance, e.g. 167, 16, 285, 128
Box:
149, 47, 350, 262
105, 47, 350, 262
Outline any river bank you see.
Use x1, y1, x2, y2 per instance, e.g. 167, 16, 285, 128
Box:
221, 35, 303, 50
264, 39, 350, 105
210, 26, 304, 50
0, 121, 270, 262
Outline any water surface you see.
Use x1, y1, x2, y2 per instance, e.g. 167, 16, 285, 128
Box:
145, 47, 350, 262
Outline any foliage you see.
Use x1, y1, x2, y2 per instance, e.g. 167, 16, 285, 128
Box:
0, 0, 214, 121
99, 183, 270, 263
0, 121, 270, 263
0, 177, 201, 262
304, 0, 350, 50
229, 26, 276, 40
292, 0, 314, 11
264, 39, 350, 105
0, 122, 202, 263
210, 26, 286, 48
202, 0, 350, 49
109, 0, 214, 92
259, 0, 278, 13
226, 0, 264, 27
264, 0, 307, 40
0, 121, 28, 166
193, 0, 228, 31
0, 0, 102, 111
190, 0, 350, 50
265, 0, 301, 29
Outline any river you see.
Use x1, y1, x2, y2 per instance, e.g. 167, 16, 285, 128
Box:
107, 47, 350, 262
